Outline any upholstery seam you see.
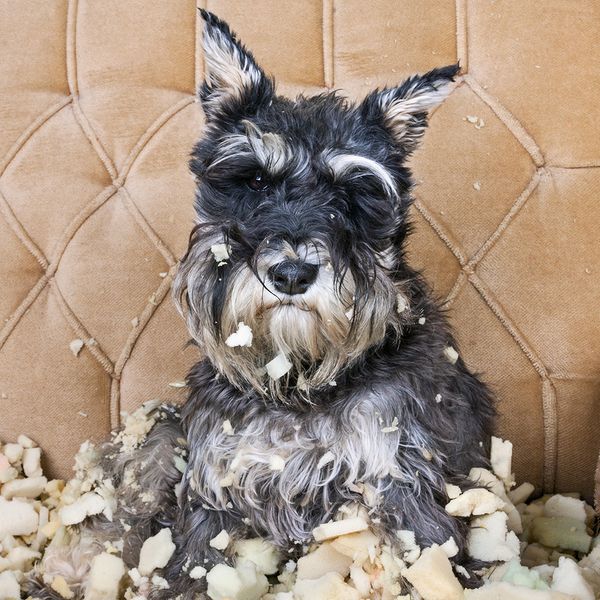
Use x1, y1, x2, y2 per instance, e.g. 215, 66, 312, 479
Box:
49, 278, 115, 375
467, 273, 548, 378
549, 373, 600, 382
113, 270, 176, 379
467, 168, 542, 268
464, 74, 545, 167
442, 271, 468, 308
0, 275, 49, 351
413, 200, 467, 265
118, 96, 195, 184
0, 188, 48, 269
110, 377, 120, 432
67, 0, 119, 182
541, 378, 558, 492
0, 96, 73, 175
119, 187, 177, 267
45, 185, 119, 279
322, 0, 334, 88
455, 0, 468, 72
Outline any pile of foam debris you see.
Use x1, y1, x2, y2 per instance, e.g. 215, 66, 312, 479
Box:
1, 402, 598, 600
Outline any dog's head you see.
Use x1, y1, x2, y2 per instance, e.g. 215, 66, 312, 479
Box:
174, 10, 458, 401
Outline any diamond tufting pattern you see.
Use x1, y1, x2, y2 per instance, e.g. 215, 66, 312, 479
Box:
0, 0, 598, 501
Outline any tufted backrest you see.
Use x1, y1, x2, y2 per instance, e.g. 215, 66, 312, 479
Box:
1, 1, 599, 501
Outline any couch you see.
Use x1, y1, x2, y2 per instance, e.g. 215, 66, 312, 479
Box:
0, 0, 598, 504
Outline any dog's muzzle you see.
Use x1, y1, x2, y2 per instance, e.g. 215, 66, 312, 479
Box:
267, 260, 319, 295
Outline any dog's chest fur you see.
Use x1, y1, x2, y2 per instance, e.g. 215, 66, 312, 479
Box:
185, 382, 437, 543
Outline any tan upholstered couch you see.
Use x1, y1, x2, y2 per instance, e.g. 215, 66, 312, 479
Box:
1, 1, 599, 504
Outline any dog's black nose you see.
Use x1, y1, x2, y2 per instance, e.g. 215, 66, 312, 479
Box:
268, 260, 319, 295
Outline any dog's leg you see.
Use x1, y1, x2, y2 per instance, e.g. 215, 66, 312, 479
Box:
28, 408, 185, 598
149, 506, 247, 599
379, 477, 486, 588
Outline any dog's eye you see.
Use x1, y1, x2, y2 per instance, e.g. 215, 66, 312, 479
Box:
247, 172, 271, 193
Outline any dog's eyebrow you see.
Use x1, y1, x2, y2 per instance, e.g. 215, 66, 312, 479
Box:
208, 120, 290, 175
323, 152, 398, 199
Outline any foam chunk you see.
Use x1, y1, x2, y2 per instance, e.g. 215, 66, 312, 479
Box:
235, 538, 280, 575
402, 544, 464, 600
189, 565, 207, 580
293, 572, 361, 600
446, 483, 462, 499
396, 529, 421, 564
440, 537, 459, 558
138, 528, 176, 576
0, 571, 20, 600
2, 444, 23, 465
464, 582, 573, 599
530, 517, 592, 553
312, 517, 368, 542
296, 542, 352, 580
209, 529, 231, 551
59, 492, 105, 525
544, 495, 587, 522
206, 562, 268, 600
468, 512, 520, 562
490, 437, 514, 487
265, 353, 292, 380
1, 475, 47, 499
225, 322, 253, 348
210, 243, 231, 262
508, 482, 535, 505
51, 576, 74, 599
22, 447, 43, 478
445, 488, 505, 517
551, 556, 594, 600
500, 560, 549, 590
83, 552, 126, 600
330, 529, 379, 563
0, 497, 38, 537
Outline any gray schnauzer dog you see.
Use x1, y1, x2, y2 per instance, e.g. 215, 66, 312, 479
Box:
31, 10, 495, 599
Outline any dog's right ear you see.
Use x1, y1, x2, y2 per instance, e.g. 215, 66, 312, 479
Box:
199, 10, 274, 121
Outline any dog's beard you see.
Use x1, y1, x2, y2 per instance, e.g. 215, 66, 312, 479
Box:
175, 240, 403, 403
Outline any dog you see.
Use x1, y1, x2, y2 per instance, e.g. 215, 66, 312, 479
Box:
30, 10, 495, 599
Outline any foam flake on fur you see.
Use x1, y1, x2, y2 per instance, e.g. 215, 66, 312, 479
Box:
265, 352, 292, 380
226, 321, 254, 347
138, 528, 176, 576
312, 517, 369, 542
235, 538, 280, 575
83, 552, 126, 600
209, 529, 231, 550
296, 542, 353, 580
210, 243, 231, 263
206, 562, 268, 600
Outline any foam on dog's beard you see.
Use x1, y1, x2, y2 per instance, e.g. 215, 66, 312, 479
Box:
176, 233, 404, 402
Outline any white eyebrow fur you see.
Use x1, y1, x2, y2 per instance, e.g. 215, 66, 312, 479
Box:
208, 120, 290, 175
324, 152, 398, 199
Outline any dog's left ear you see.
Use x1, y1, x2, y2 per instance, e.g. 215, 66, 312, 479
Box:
360, 64, 460, 153
199, 10, 274, 120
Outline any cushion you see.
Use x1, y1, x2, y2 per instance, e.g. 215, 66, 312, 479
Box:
0, 0, 598, 501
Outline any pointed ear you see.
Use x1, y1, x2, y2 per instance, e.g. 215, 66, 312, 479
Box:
360, 64, 460, 153
199, 10, 274, 120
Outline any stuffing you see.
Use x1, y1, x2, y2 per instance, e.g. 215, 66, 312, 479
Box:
1, 419, 598, 600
